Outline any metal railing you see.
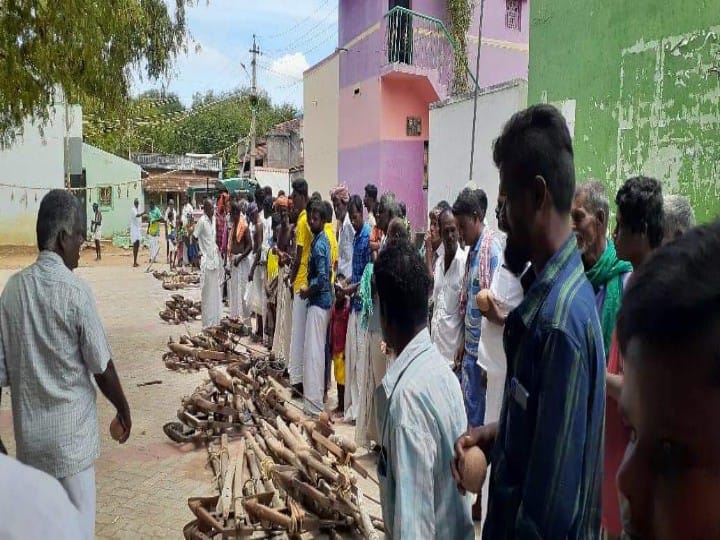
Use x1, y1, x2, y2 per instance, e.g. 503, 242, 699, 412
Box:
383, 6, 477, 95
130, 153, 223, 172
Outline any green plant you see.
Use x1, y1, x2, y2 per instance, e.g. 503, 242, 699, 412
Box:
447, 0, 475, 94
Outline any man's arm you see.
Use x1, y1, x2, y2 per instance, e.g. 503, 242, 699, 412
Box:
390, 424, 437, 539
606, 372, 623, 402
94, 360, 131, 443
515, 330, 593, 537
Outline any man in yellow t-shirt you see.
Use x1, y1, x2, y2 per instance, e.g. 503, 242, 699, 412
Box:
288, 179, 311, 396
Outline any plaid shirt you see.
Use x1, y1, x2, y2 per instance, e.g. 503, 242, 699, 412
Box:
484, 235, 605, 539
0, 251, 111, 478
350, 223, 371, 312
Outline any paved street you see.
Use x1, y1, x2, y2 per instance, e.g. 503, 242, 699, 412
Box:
0, 246, 376, 538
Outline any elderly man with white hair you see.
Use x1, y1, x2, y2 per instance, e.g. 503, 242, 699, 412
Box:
194, 198, 223, 328
0, 189, 131, 539
662, 193, 695, 244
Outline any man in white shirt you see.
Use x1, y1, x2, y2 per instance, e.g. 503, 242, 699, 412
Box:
181, 195, 195, 266
164, 198, 175, 263
331, 184, 354, 279
193, 198, 222, 328
0, 189, 131, 539
129, 198, 145, 268
431, 208, 468, 365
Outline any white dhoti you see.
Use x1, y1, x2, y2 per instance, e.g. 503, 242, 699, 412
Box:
228, 263, 242, 320
343, 310, 364, 421
272, 268, 293, 365
59, 465, 95, 540
201, 266, 222, 329
356, 328, 385, 446
149, 235, 161, 262
233, 255, 252, 321
247, 265, 265, 315
288, 295, 308, 385
303, 305, 331, 416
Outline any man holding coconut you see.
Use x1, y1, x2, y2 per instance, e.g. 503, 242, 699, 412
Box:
453, 105, 605, 538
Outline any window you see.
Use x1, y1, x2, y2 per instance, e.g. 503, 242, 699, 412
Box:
98, 186, 112, 208
505, 0, 521, 31
406, 116, 422, 136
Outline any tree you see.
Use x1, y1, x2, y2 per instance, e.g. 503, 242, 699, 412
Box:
0, 0, 194, 145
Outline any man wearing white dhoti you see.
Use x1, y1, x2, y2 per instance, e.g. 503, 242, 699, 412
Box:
129, 198, 145, 268
194, 199, 222, 329
227, 202, 252, 321
271, 196, 293, 365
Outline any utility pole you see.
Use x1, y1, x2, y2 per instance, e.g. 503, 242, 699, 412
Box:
249, 34, 260, 183
468, 0, 485, 183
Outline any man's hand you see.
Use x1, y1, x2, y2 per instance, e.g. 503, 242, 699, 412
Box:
482, 294, 507, 326
299, 286, 309, 300
451, 423, 498, 494
453, 345, 464, 371
114, 410, 132, 444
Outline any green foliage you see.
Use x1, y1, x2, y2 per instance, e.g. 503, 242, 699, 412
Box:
84, 87, 298, 162
0, 0, 195, 146
447, 0, 474, 94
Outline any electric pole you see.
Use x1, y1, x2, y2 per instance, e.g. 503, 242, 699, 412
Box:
249, 34, 260, 183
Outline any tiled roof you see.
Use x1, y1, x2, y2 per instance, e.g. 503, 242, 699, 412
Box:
143, 173, 219, 193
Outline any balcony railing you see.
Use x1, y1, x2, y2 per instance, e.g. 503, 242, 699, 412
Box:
131, 153, 223, 172
383, 6, 477, 96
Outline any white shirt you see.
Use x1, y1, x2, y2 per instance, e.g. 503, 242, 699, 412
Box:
193, 213, 221, 271
431, 245, 468, 364
182, 203, 194, 227
338, 212, 355, 279
0, 454, 84, 539
129, 206, 143, 239
0, 251, 111, 478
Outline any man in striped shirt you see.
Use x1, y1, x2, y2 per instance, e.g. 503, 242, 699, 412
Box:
454, 104, 605, 538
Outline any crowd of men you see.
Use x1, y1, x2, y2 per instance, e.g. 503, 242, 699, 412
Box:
0, 102, 719, 540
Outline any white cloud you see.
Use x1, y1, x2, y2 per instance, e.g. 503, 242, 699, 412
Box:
270, 53, 310, 81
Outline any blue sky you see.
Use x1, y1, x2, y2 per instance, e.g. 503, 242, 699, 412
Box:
132, 0, 339, 110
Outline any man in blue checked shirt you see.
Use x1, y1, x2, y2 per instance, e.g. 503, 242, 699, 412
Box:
454, 104, 605, 539
298, 199, 333, 417
374, 239, 473, 539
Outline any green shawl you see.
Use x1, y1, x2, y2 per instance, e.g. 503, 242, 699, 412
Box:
360, 262, 374, 330
586, 240, 633, 358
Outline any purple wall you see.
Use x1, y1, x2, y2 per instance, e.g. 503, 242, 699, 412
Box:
339, 0, 383, 45
339, 31, 385, 89
339, 139, 426, 229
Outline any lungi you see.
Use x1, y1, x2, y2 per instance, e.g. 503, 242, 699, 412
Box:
272, 267, 293, 365
462, 352, 487, 428
288, 296, 308, 385
149, 235, 161, 262
303, 305, 330, 416
355, 328, 385, 446
235, 255, 252, 321
201, 266, 222, 329
343, 310, 365, 422
247, 264, 265, 316
59, 465, 95, 540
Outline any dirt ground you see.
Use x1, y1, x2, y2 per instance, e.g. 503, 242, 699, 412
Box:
0, 244, 385, 539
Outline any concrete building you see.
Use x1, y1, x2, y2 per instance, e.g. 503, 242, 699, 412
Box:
336, 0, 529, 228
529, 0, 719, 221
0, 98, 82, 246
304, 52, 340, 199
428, 79, 527, 230
83, 143, 143, 239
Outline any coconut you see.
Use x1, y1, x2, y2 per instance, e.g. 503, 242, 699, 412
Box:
460, 446, 488, 494
475, 289, 494, 313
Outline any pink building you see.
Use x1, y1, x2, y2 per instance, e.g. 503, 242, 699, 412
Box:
336, 0, 528, 227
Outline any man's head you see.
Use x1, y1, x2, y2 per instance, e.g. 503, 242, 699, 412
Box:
92, 202, 98, 212
613, 175, 664, 267
264, 186, 273, 200
662, 194, 695, 245
335, 273, 347, 303
37, 190, 84, 270
134, 198, 139, 208
376, 192, 401, 233
364, 183, 378, 214
452, 188, 488, 248
439, 208, 459, 256
168, 198, 175, 208
308, 199, 325, 235
263, 195, 273, 216
274, 195, 290, 224
375, 239, 431, 352
203, 198, 213, 219
616, 220, 720, 540
230, 201, 241, 220
493, 104, 575, 268
572, 180, 610, 269
398, 201, 407, 219
348, 195, 365, 233
322, 201, 334, 225
150, 200, 156, 210
387, 217, 409, 243
330, 185, 350, 222
290, 178, 309, 220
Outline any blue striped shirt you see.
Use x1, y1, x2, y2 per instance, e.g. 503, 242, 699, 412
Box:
484, 235, 605, 539
350, 223, 371, 312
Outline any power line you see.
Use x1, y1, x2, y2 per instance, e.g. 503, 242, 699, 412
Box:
270, 5, 338, 56
261, 0, 333, 40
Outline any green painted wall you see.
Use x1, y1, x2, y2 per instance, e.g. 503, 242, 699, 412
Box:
528, 0, 720, 222
82, 143, 143, 239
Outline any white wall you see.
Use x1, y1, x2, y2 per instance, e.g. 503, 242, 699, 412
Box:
0, 100, 82, 245
428, 80, 527, 230
303, 53, 339, 198
255, 168, 290, 196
